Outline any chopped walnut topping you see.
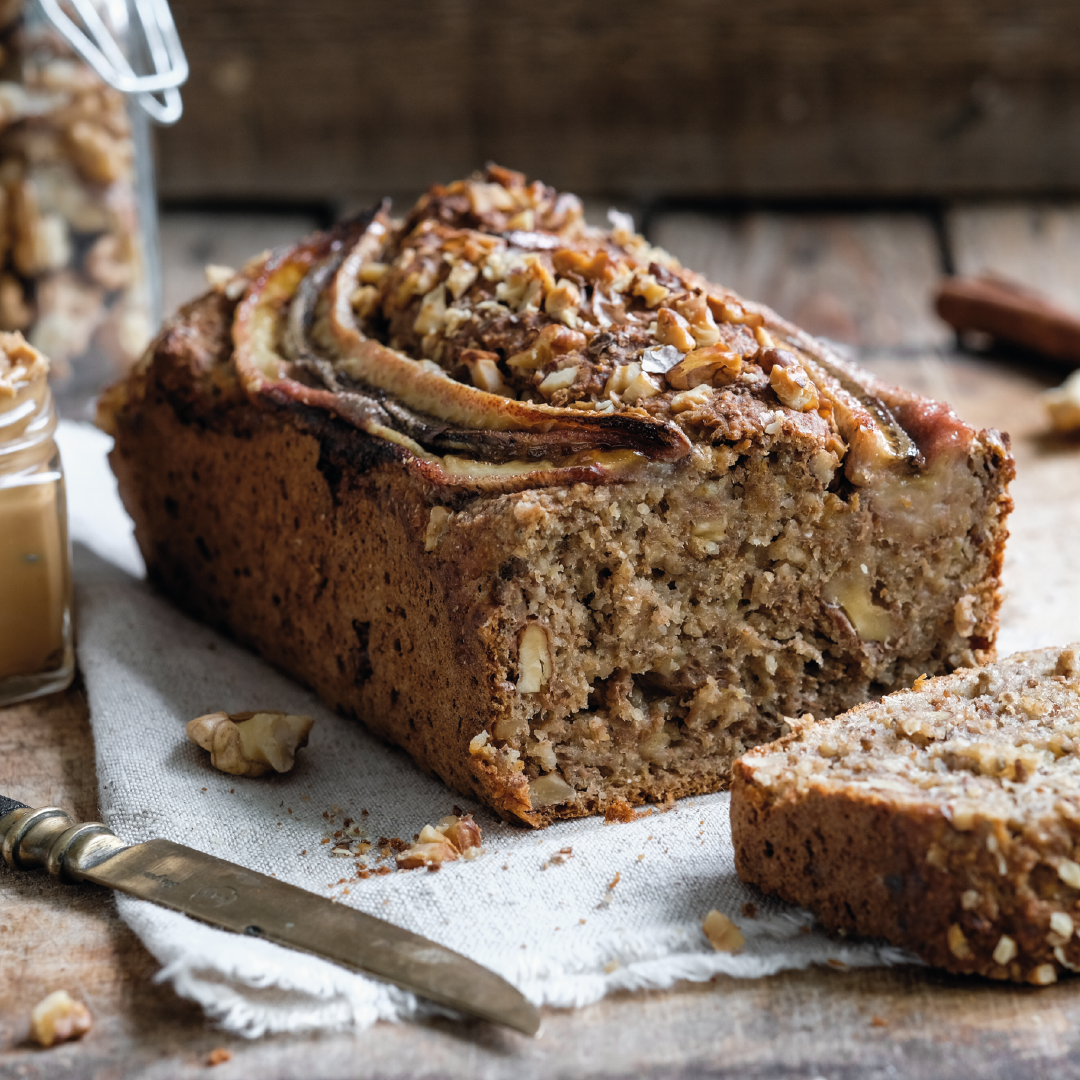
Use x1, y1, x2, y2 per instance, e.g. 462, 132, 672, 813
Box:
674, 293, 722, 348
446, 260, 477, 299
538, 364, 578, 397
632, 272, 669, 308
507, 323, 585, 372
358, 261, 388, 285
318, 165, 874, 444
621, 369, 661, 402
351, 284, 380, 321
544, 277, 581, 327
770, 362, 820, 412
655, 307, 696, 353
666, 346, 742, 391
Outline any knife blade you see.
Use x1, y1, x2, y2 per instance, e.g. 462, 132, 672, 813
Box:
0, 798, 540, 1037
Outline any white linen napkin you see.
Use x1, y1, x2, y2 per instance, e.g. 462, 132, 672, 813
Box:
58, 420, 912, 1037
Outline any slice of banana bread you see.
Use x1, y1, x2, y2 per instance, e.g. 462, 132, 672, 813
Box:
732, 645, 1080, 985
99, 166, 1013, 827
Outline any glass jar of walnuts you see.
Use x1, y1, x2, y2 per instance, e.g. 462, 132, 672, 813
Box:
0, 0, 186, 417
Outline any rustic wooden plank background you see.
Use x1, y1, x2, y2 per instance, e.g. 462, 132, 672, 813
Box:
5, 204, 1080, 1076
652, 210, 951, 348
155, 0, 1080, 204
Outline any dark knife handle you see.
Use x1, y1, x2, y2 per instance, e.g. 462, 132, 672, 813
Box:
0, 795, 28, 819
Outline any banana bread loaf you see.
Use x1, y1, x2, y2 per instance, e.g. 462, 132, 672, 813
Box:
99, 166, 1014, 826
732, 645, 1080, 985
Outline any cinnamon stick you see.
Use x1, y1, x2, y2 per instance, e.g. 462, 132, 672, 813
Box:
934, 275, 1080, 365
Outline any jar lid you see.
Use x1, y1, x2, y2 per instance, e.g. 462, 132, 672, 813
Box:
38, 0, 188, 124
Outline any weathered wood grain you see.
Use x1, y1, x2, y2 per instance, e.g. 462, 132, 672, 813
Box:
652, 211, 950, 348
155, 0, 1080, 203
159, 211, 321, 314
947, 203, 1080, 318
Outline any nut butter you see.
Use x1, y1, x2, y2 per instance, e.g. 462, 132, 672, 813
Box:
0, 332, 73, 704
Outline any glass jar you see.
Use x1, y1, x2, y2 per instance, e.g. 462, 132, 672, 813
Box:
0, 0, 185, 418
0, 333, 73, 705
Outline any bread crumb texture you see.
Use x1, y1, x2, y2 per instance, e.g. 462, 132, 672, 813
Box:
732, 644, 1080, 984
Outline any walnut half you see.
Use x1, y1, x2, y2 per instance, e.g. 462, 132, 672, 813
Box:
186, 710, 314, 777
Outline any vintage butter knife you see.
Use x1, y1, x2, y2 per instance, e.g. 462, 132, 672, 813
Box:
0, 794, 540, 1036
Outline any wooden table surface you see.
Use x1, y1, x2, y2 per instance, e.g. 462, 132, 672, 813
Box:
4, 204, 1080, 1079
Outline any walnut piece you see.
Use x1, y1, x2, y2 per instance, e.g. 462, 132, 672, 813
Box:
947, 923, 973, 959
396, 814, 483, 869
655, 307, 696, 352
528, 773, 576, 807
769, 360, 820, 412
666, 346, 742, 390
1045, 370, 1080, 433
29, 990, 92, 1047
186, 710, 314, 777
517, 623, 551, 693
0, 274, 32, 330
992, 934, 1017, 966
0, 331, 46, 396
702, 910, 745, 953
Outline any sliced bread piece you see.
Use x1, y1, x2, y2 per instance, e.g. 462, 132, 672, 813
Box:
732, 644, 1080, 984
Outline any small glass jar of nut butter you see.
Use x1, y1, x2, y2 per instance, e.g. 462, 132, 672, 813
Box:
0, 332, 73, 705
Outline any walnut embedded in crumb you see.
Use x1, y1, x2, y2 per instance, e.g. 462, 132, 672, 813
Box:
29, 990, 92, 1047
396, 813, 483, 869
1031, 963, 1058, 986
425, 505, 452, 551
517, 622, 551, 693
1058, 858, 1080, 889
953, 594, 977, 637
993, 935, 1017, 965
702, 910, 745, 953
947, 923, 973, 959
186, 711, 314, 777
